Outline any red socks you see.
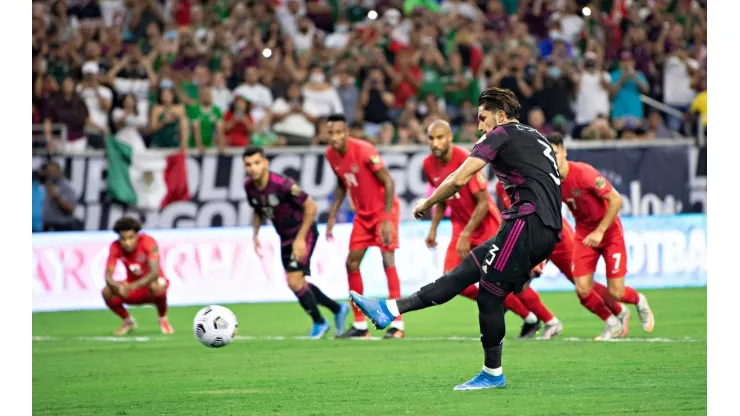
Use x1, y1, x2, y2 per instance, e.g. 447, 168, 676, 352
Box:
154, 294, 168, 318
385, 266, 403, 322
578, 290, 613, 321
503, 294, 531, 320
619, 286, 640, 305
348, 270, 365, 322
516, 287, 554, 323
104, 295, 130, 320
592, 282, 623, 315
459, 284, 479, 300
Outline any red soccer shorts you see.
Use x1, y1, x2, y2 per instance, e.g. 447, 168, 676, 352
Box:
444, 234, 490, 272
123, 277, 170, 304
572, 231, 627, 279
349, 202, 400, 252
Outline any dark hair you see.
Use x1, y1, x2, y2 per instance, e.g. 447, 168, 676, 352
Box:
547, 133, 564, 147
327, 114, 346, 123
478, 87, 521, 119
157, 87, 178, 105
230, 95, 252, 113
243, 146, 266, 158
113, 216, 142, 234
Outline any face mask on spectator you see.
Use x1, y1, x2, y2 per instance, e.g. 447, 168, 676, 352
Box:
160, 79, 174, 89
310, 72, 325, 84
548, 67, 561, 79
336, 25, 348, 33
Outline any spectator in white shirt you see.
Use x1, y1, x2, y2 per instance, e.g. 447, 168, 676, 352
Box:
77, 61, 112, 149
275, 0, 306, 40
572, 52, 611, 139
211, 72, 233, 112
233, 66, 274, 124
293, 17, 316, 54
271, 83, 319, 145
662, 43, 699, 131
112, 94, 148, 150
302, 67, 344, 118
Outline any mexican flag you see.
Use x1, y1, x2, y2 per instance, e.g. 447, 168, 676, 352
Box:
105, 136, 191, 211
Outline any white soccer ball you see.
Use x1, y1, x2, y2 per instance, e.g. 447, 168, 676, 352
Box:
193, 305, 239, 348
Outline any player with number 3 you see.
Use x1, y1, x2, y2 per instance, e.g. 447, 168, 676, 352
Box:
547, 134, 655, 340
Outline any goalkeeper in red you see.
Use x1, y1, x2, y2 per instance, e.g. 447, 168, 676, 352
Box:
102, 217, 174, 336
547, 134, 655, 340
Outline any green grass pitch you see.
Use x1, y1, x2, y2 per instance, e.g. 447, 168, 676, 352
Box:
33, 288, 706, 416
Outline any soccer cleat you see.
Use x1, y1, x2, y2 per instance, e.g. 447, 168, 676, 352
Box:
637, 294, 655, 332
595, 319, 623, 341
540, 321, 564, 340
309, 321, 330, 339
453, 371, 507, 391
518, 319, 541, 339
335, 326, 370, 339
114, 318, 137, 336
348, 290, 395, 330
334, 303, 351, 336
617, 304, 631, 338
383, 328, 405, 339
159, 317, 174, 335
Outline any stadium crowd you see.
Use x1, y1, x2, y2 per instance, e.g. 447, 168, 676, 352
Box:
32, 0, 708, 153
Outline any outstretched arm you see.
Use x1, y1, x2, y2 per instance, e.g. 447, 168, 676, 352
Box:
418, 157, 488, 214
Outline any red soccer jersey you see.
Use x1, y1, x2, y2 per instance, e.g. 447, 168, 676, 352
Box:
106, 233, 165, 283
326, 137, 400, 218
423, 146, 501, 241
560, 161, 623, 235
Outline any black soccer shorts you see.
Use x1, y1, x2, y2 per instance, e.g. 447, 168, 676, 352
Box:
280, 229, 319, 275
471, 214, 559, 296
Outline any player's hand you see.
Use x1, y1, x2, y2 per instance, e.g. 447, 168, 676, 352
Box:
413, 199, 430, 220
380, 220, 395, 246
531, 261, 546, 277
292, 238, 307, 263
583, 230, 604, 248
425, 230, 437, 249
326, 217, 335, 241
456, 233, 471, 260
253, 237, 262, 257
117, 283, 131, 299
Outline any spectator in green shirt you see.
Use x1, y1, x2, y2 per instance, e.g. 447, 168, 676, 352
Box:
443, 52, 474, 120
417, 45, 447, 101
189, 87, 225, 152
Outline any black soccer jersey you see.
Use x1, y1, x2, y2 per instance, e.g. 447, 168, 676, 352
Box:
245, 172, 318, 245
470, 122, 562, 231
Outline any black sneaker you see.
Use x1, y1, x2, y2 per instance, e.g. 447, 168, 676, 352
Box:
335, 326, 370, 339
518, 319, 542, 339
383, 328, 405, 339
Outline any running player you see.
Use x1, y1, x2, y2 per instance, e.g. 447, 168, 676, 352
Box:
547, 134, 655, 340
495, 178, 632, 337
423, 119, 562, 339
244, 146, 350, 339
351, 87, 562, 390
325, 114, 405, 339
102, 216, 174, 336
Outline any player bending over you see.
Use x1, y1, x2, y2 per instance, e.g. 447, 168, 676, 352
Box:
496, 178, 631, 337
244, 146, 350, 339
325, 114, 405, 339
547, 134, 654, 340
423, 119, 562, 339
102, 217, 174, 336
351, 87, 562, 390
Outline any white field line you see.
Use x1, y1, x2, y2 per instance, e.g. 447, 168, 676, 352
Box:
32, 335, 700, 343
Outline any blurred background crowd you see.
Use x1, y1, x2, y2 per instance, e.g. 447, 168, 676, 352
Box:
32, 0, 708, 153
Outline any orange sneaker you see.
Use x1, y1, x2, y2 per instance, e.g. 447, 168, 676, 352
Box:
159, 317, 175, 335
114, 318, 137, 336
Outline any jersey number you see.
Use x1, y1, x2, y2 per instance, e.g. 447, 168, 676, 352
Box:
537, 139, 561, 185
566, 198, 577, 211
343, 172, 359, 187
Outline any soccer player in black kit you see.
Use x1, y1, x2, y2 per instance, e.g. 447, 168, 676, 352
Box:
350, 88, 563, 390
243, 146, 350, 339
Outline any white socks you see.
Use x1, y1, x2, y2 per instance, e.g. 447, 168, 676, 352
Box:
524, 312, 538, 324
482, 366, 503, 376
353, 321, 368, 330
386, 300, 400, 316
545, 317, 560, 326
606, 315, 619, 326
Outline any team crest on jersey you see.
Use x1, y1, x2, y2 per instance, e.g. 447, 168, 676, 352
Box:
351, 164, 359, 173
128, 263, 143, 276
595, 177, 606, 189
268, 194, 280, 206
290, 183, 302, 196
572, 189, 581, 197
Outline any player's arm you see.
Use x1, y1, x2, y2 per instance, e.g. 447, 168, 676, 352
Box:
430, 200, 446, 232
420, 157, 488, 212
105, 244, 122, 296
288, 181, 317, 242
462, 188, 490, 239
129, 241, 161, 290
584, 171, 622, 247
372, 166, 396, 215
495, 181, 512, 210
596, 188, 622, 234
327, 174, 347, 223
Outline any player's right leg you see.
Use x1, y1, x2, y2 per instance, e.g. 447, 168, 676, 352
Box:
102, 285, 137, 336
286, 270, 330, 339
338, 243, 371, 338
124, 278, 174, 335
603, 238, 655, 333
